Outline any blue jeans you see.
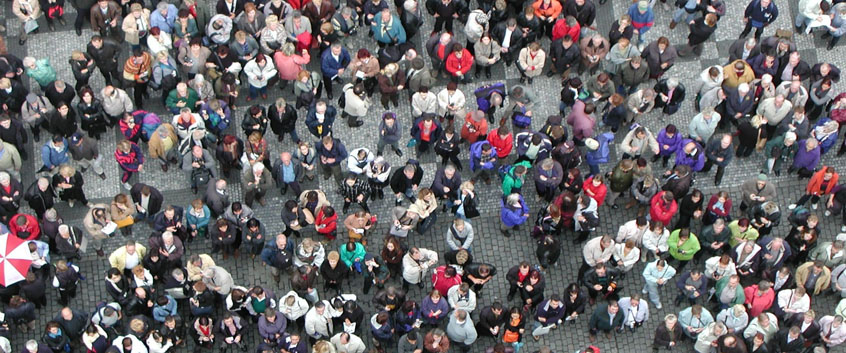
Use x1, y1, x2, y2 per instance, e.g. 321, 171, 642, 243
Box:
672, 6, 697, 24
587, 162, 600, 177
249, 85, 267, 98
643, 281, 665, 306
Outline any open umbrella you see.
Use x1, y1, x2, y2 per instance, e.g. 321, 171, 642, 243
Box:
0, 232, 32, 287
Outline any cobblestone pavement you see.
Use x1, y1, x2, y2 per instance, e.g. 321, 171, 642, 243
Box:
4, 0, 846, 352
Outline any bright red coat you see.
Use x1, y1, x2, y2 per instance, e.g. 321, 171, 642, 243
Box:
487, 131, 513, 158
431, 265, 462, 296
552, 18, 581, 42
806, 168, 839, 195
743, 285, 774, 317
315, 206, 338, 236
650, 191, 678, 226
583, 176, 607, 207
445, 50, 474, 76
9, 213, 40, 240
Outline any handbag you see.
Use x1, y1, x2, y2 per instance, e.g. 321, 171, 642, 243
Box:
24, 19, 38, 33
503, 330, 520, 343
114, 216, 135, 228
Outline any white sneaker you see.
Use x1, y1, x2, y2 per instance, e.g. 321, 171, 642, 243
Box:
826, 210, 832, 217
788, 204, 797, 210
123, 182, 132, 189
68, 200, 75, 208
655, 303, 662, 310
812, 203, 818, 210
642, 288, 647, 294
841, 225, 846, 232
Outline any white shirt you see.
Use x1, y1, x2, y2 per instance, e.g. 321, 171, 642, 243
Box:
124, 252, 140, 270
502, 28, 513, 48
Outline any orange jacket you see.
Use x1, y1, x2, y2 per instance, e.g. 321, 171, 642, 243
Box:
532, 0, 562, 19
806, 168, 839, 195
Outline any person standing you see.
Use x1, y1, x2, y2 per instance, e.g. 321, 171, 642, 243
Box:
739, 0, 779, 40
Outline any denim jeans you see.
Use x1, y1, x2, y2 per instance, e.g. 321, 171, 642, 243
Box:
249, 85, 267, 98
643, 281, 664, 306
672, 8, 696, 24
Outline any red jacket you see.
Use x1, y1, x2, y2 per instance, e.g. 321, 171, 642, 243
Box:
650, 192, 678, 226
552, 18, 580, 42
705, 194, 732, 218
830, 93, 846, 124
582, 176, 607, 207
487, 132, 513, 158
431, 265, 462, 296
315, 206, 338, 236
806, 168, 839, 195
460, 113, 488, 144
445, 50, 474, 76
743, 285, 774, 318
9, 213, 40, 240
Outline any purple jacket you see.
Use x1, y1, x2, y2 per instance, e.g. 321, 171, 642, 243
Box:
420, 295, 450, 324
656, 129, 682, 157
792, 139, 821, 171
500, 195, 529, 227
674, 139, 705, 172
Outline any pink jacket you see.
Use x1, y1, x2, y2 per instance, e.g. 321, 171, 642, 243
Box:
743, 285, 774, 318
566, 101, 596, 140
274, 51, 311, 81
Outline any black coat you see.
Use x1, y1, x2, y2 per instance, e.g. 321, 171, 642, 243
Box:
776, 58, 811, 83
687, 17, 717, 46
653, 322, 683, 348
47, 109, 78, 138
769, 329, 804, 353
491, 22, 524, 53
0, 116, 27, 148
130, 183, 163, 216
268, 103, 297, 134
475, 305, 505, 337
653, 80, 686, 114
45, 85, 76, 108
389, 162, 423, 194
0, 80, 28, 114
51, 171, 85, 202
549, 39, 581, 72
86, 38, 121, 72
562, 0, 596, 28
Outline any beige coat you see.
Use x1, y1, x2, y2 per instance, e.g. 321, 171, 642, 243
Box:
347, 56, 380, 78
795, 261, 831, 295
83, 203, 112, 240
110, 197, 135, 223
108, 243, 148, 270
518, 48, 546, 78
122, 9, 152, 45
12, 0, 40, 21
186, 254, 216, 281
148, 123, 178, 159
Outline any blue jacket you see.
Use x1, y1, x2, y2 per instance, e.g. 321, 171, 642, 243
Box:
152, 295, 178, 322
185, 205, 211, 229
586, 132, 614, 165
315, 138, 348, 166
813, 118, 839, 154
371, 15, 406, 44
150, 5, 179, 33
627, 4, 654, 34
536, 299, 566, 325
674, 139, 705, 172
469, 141, 497, 172
370, 313, 394, 341
792, 139, 820, 170
260, 239, 295, 268
656, 128, 682, 157
41, 139, 69, 169
500, 195, 528, 227
320, 47, 351, 79
743, 0, 778, 27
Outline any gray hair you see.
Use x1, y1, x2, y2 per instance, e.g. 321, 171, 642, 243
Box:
44, 208, 58, 221
162, 231, 174, 241
157, 1, 169, 11
341, 6, 353, 15
666, 78, 679, 89
505, 193, 521, 205
0, 172, 10, 183
26, 340, 38, 350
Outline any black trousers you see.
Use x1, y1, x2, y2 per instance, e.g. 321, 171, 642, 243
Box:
701, 159, 726, 185
739, 22, 765, 40
99, 66, 122, 88
433, 16, 454, 33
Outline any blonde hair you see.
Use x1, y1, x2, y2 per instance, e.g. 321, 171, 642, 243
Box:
59, 164, 76, 178
266, 15, 278, 25
460, 181, 475, 193
71, 51, 86, 61
381, 63, 398, 76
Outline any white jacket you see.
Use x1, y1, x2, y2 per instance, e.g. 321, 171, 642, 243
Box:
293, 243, 325, 268
402, 248, 438, 284
716, 308, 749, 333
305, 305, 334, 339
615, 219, 648, 244
244, 59, 278, 87
463, 10, 487, 43
146, 335, 174, 353
776, 289, 810, 315
347, 148, 375, 175
279, 291, 309, 320
365, 158, 391, 183
642, 228, 670, 254
330, 332, 367, 353
447, 285, 477, 313
704, 256, 737, 281
437, 89, 466, 117
412, 92, 438, 117
613, 243, 640, 272
742, 313, 778, 342
112, 335, 148, 353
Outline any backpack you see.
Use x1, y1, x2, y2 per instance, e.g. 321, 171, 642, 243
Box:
192, 167, 212, 188
88, 301, 108, 326
497, 163, 512, 180
788, 205, 811, 226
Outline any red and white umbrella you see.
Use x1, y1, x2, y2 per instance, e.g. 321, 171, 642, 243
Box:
0, 233, 32, 287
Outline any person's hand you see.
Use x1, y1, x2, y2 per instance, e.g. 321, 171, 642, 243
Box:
657, 278, 665, 285
453, 13, 458, 18
593, 284, 602, 290
138, 165, 144, 172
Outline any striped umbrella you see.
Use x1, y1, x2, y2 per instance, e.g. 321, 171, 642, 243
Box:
0, 233, 32, 287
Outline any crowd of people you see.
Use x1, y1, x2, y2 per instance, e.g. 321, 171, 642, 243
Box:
1, 0, 846, 351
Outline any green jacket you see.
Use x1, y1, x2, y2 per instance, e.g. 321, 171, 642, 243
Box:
763, 134, 798, 166
668, 229, 701, 261
26, 59, 57, 87
339, 242, 366, 268
608, 162, 634, 193
728, 220, 759, 247
165, 87, 200, 112
502, 160, 532, 195
714, 276, 746, 305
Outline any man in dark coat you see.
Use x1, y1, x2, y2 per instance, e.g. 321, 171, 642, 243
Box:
268, 97, 299, 143
69, 0, 98, 35
588, 301, 624, 342
44, 81, 76, 109
86, 35, 123, 88
203, 178, 230, 218
130, 183, 163, 223
389, 160, 423, 205
491, 19, 524, 66
425, 32, 456, 76
770, 326, 805, 353
562, 0, 596, 30
0, 114, 28, 160
653, 78, 686, 115
0, 79, 28, 115
727, 37, 761, 63
775, 51, 811, 86
548, 35, 581, 78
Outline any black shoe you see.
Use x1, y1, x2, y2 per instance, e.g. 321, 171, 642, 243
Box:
546, 71, 555, 78
18, 39, 25, 45
474, 70, 481, 78
527, 78, 533, 84
829, 41, 838, 50
192, 187, 198, 194
48, 23, 56, 31
343, 205, 349, 214
395, 148, 403, 157
75, 27, 82, 36
485, 71, 491, 78
352, 120, 364, 127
